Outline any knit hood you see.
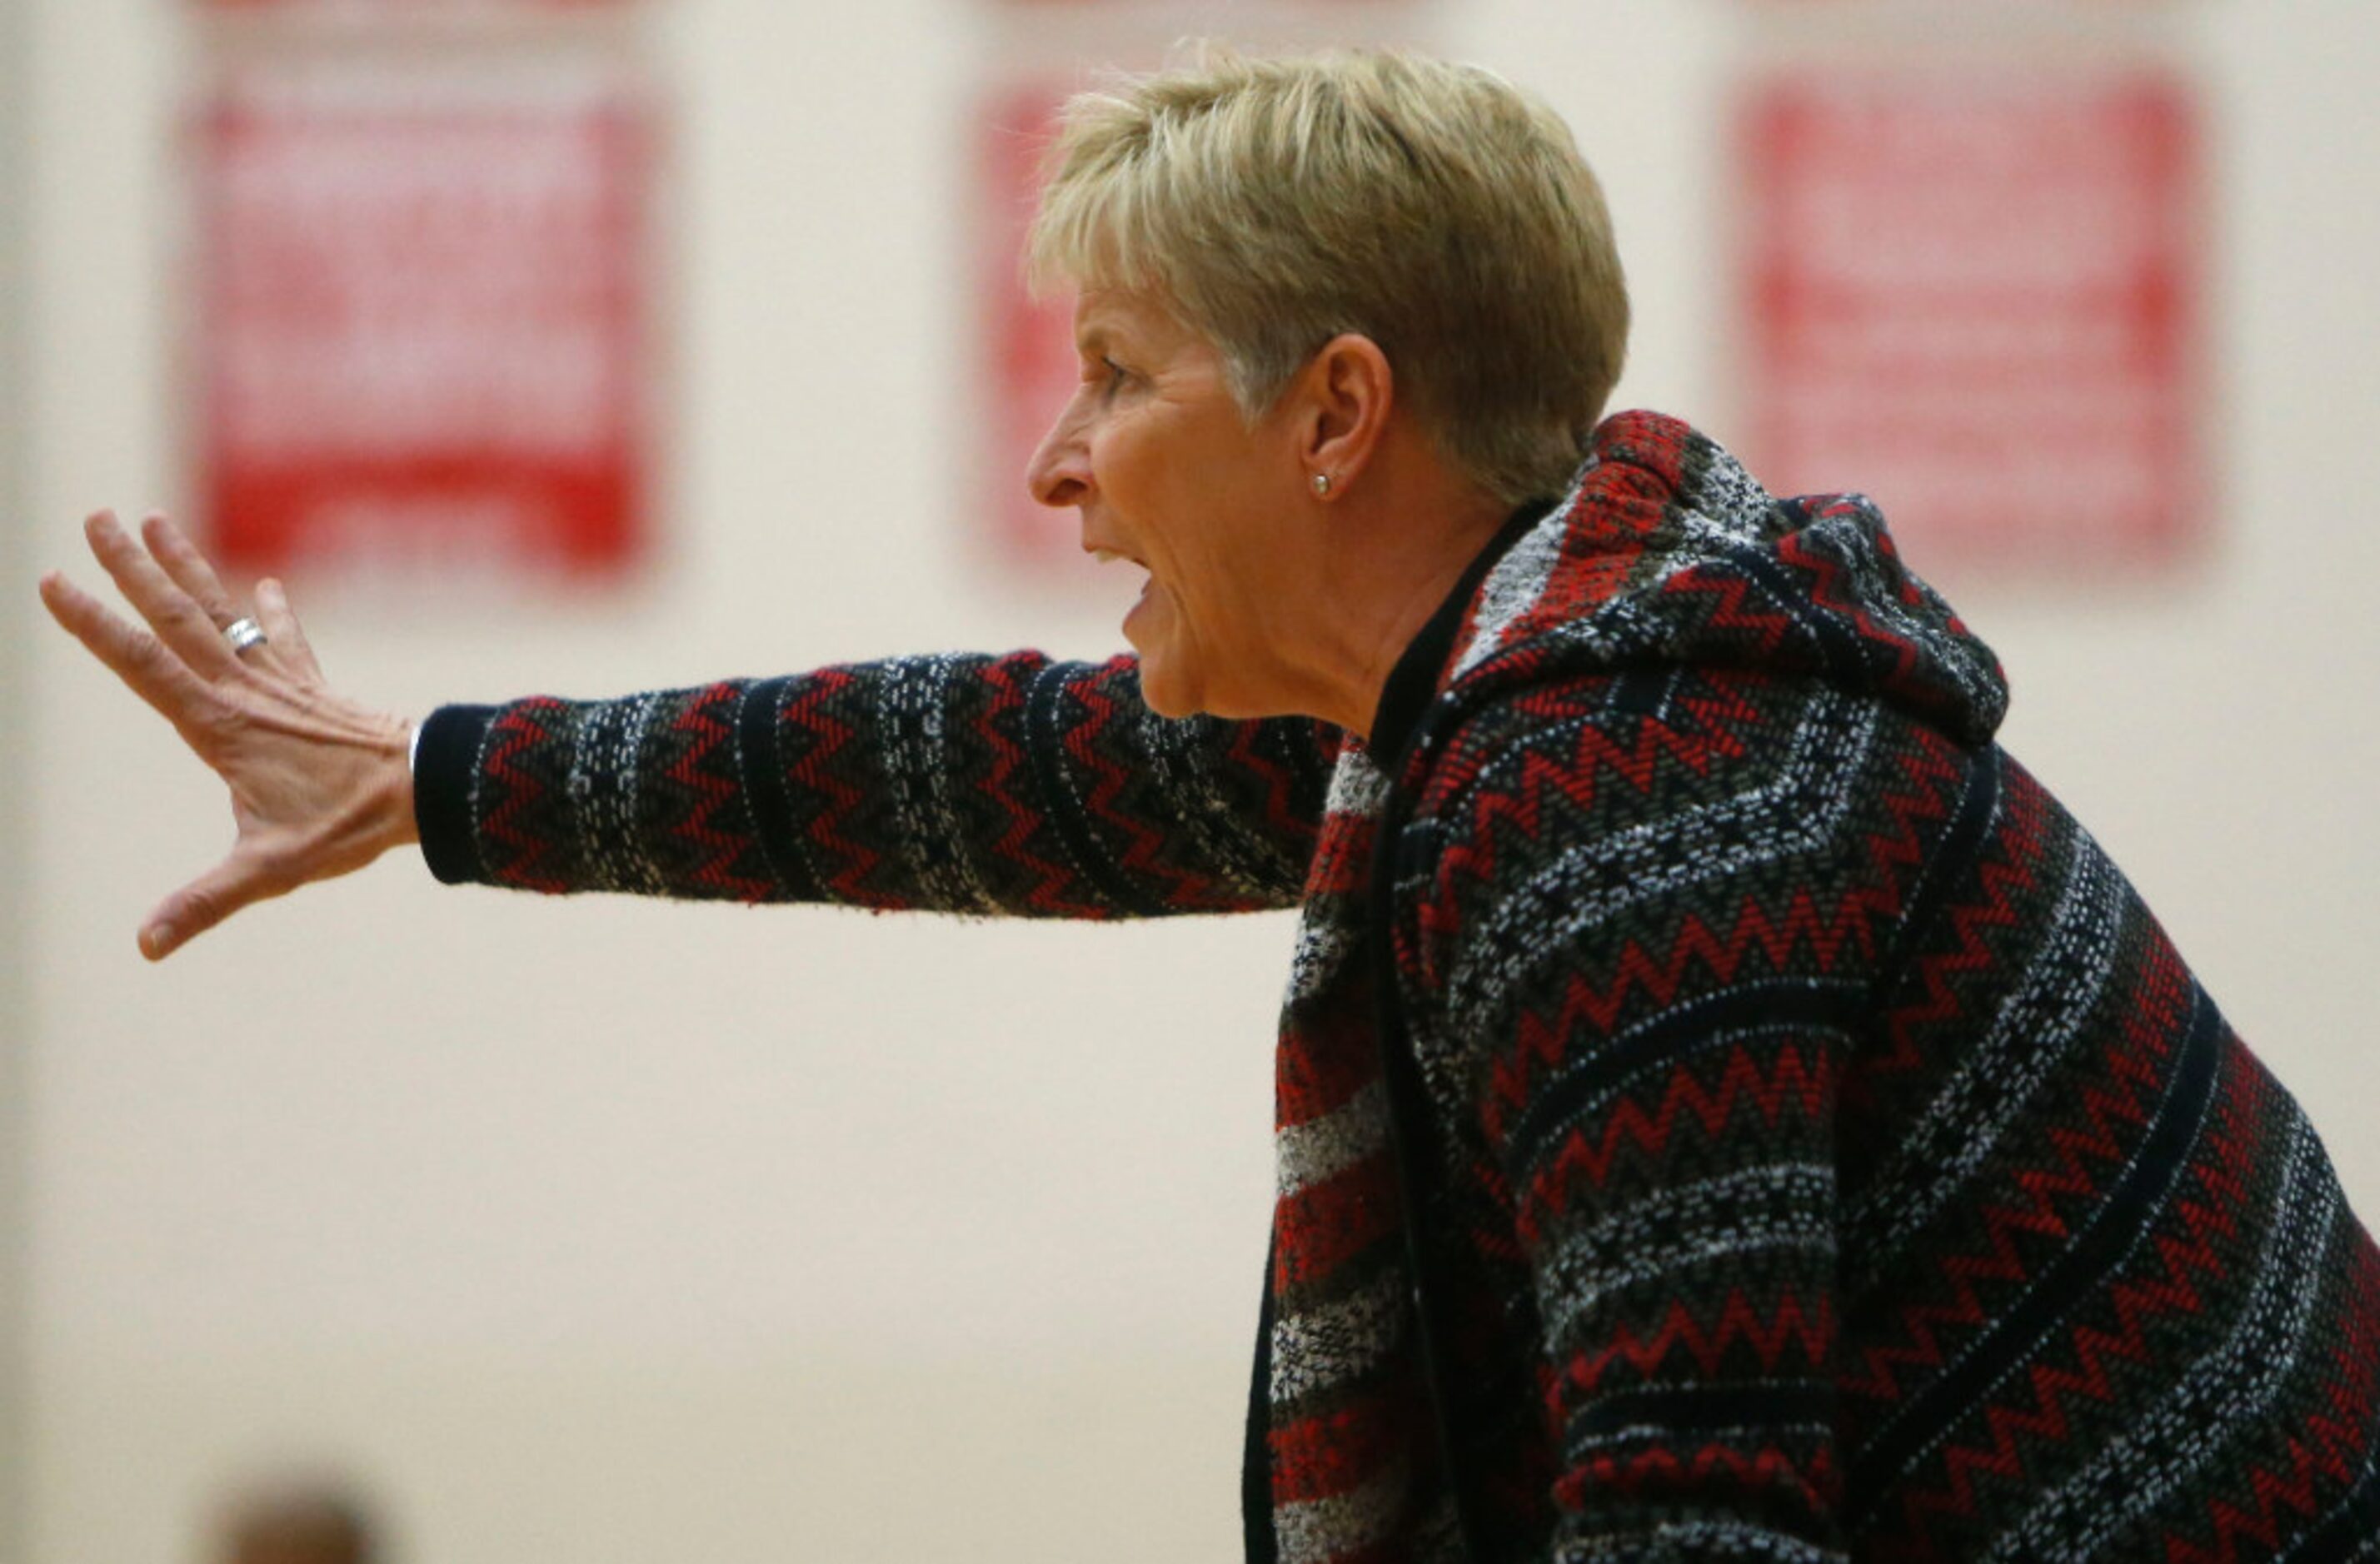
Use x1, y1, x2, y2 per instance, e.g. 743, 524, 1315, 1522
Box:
1381, 411, 2009, 776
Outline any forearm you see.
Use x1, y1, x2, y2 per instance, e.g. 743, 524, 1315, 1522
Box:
411, 650, 1332, 917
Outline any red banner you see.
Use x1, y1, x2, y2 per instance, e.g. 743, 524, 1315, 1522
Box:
1735, 70, 2203, 575
975, 82, 1085, 575
192, 60, 656, 575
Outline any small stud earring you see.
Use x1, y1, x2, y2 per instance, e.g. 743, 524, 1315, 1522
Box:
1311, 472, 1332, 497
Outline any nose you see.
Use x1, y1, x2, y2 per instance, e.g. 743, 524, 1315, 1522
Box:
1026, 396, 1093, 509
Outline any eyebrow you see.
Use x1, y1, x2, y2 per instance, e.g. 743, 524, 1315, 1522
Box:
1075, 326, 1112, 356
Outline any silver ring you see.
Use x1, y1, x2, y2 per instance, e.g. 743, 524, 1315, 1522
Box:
223, 616, 267, 655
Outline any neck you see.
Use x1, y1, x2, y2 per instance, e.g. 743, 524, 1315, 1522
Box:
1284, 448, 1511, 740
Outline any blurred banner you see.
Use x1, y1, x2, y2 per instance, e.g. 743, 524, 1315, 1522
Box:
975, 81, 1079, 575
187, 44, 659, 579
1734, 66, 2205, 578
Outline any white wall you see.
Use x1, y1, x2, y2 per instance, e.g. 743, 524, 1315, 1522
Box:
14, 2, 2380, 1562
3, 0, 35, 1551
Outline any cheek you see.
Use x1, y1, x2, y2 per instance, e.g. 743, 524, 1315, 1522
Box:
1090, 417, 1158, 503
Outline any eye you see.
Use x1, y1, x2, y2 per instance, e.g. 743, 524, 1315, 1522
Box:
1099, 356, 1133, 399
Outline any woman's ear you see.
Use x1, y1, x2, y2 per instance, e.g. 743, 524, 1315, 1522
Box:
1297, 334, 1394, 497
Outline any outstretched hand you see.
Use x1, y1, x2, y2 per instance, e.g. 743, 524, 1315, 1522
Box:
39, 511, 418, 960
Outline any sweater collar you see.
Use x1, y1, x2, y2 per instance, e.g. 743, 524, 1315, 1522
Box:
1365, 496, 1559, 773
1363, 409, 2013, 778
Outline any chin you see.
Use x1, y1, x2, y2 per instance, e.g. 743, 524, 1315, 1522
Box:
1135, 656, 1200, 720
1130, 635, 1220, 720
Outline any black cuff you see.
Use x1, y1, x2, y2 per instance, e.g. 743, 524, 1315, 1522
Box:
413, 704, 499, 884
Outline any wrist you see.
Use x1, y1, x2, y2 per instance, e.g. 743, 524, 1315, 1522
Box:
382, 715, 422, 849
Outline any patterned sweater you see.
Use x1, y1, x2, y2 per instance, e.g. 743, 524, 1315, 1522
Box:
414, 412, 2380, 1562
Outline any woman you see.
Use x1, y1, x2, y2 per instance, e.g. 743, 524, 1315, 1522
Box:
42, 48, 2380, 1564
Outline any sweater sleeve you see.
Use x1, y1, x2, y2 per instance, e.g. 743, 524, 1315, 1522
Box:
1409, 670, 1869, 1562
412, 650, 1335, 918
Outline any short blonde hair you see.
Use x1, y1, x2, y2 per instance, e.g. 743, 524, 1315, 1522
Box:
1026, 47, 1630, 506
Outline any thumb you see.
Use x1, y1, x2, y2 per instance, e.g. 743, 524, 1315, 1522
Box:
141, 854, 282, 961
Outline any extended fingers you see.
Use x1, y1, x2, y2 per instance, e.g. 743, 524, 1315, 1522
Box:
82, 510, 242, 677
253, 577, 325, 682
142, 516, 316, 680
142, 512, 244, 630
38, 567, 214, 723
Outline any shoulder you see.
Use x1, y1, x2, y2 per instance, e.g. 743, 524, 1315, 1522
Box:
1398, 665, 1981, 1009
1405, 663, 1913, 869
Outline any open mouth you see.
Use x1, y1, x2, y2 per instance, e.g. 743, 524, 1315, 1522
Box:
1084, 542, 1155, 622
